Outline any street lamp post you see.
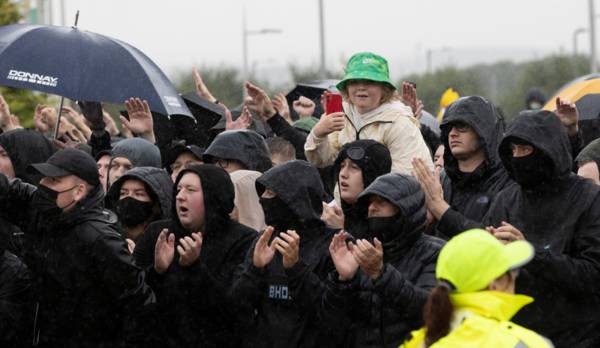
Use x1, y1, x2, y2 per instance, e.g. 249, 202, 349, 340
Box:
318, 0, 326, 76
242, 7, 281, 97
426, 47, 451, 73
573, 28, 588, 56
590, 0, 597, 72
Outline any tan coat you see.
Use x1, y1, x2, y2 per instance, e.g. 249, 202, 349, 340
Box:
304, 103, 434, 175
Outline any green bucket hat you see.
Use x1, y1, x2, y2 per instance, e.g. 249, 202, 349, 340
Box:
336, 52, 396, 91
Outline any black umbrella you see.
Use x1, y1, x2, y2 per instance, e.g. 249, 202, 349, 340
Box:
285, 79, 339, 119
0, 23, 192, 133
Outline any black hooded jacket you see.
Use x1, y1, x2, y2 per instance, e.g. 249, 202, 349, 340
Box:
332, 140, 392, 239
232, 160, 338, 348
0, 176, 154, 347
0, 130, 56, 257
106, 167, 173, 241
446, 111, 600, 347
321, 173, 444, 348
203, 129, 272, 173
436, 96, 514, 239
133, 164, 256, 348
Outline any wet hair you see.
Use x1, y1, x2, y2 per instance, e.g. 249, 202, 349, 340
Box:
340, 81, 396, 105
266, 137, 296, 162
423, 283, 454, 347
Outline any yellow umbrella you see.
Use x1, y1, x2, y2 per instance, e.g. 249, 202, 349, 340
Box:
543, 74, 600, 119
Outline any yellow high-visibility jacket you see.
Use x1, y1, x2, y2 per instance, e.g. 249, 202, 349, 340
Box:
400, 291, 553, 348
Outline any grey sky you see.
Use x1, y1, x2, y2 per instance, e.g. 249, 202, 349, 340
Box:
57, 0, 590, 84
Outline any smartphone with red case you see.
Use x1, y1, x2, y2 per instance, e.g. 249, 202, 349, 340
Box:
325, 93, 343, 115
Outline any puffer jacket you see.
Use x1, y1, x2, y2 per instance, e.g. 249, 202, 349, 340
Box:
304, 101, 433, 175
320, 173, 444, 348
401, 291, 553, 348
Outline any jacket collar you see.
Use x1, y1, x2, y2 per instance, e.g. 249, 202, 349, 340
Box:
450, 291, 533, 322
343, 101, 414, 131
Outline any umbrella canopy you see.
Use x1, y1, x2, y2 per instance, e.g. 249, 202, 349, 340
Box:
0, 24, 192, 118
543, 73, 600, 120
285, 79, 339, 119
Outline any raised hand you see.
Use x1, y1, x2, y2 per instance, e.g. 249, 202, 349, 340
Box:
103, 111, 119, 136
245, 82, 276, 120
34, 104, 50, 133
329, 231, 359, 281
0, 94, 11, 128
555, 97, 579, 136
412, 157, 448, 219
154, 229, 175, 274
177, 232, 203, 267
193, 68, 217, 103
293, 96, 316, 118
401, 82, 418, 116
350, 238, 384, 280
274, 230, 300, 269
253, 226, 277, 268
312, 112, 345, 137
0, 95, 22, 132
272, 93, 292, 123
123, 98, 155, 143
225, 105, 252, 131
414, 99, 424, 120
62, 105, 91, 139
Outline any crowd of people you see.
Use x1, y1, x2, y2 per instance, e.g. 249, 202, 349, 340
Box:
0, 50, 599, 348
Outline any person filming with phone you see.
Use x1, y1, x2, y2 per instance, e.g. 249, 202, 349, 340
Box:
304, 52, 434, 175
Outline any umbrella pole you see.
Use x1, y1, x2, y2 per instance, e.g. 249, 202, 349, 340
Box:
53, 96, 65, 140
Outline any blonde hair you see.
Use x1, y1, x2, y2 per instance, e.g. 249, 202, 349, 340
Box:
341, 81, 396, 106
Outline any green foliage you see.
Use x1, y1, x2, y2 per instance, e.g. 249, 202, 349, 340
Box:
401, 54, 591, 121
0, 0, 19, 25
0, 0, 50, 128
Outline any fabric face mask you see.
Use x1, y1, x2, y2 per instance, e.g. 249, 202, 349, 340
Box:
115, 196, 155, 228
32, 184, 77, 223
259, 196, 297, 232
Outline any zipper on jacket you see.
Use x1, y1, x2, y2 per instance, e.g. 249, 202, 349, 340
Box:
343, 114, 393, 141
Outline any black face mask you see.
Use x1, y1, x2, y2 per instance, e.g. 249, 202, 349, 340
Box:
259, 196, 297, 232
510, 151, 554, 189
115, 197, 155, 228
367, 216, 398, 244
367, 213, 418, 261
31, 184, 77, 224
